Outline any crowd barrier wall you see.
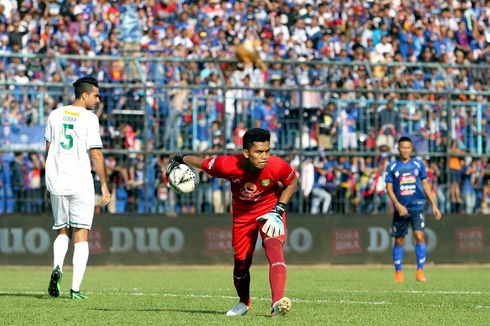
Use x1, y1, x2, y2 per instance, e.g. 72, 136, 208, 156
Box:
1, 214, 488, 265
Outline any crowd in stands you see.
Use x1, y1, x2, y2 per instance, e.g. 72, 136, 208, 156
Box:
1, 0, 490, 85
1, 0, 490, 215
2, 149, 490, 216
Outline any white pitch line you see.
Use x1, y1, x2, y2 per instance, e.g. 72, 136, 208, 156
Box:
322, 289, 486, 295
1, 291, 489, 309
0, 290, 390, 305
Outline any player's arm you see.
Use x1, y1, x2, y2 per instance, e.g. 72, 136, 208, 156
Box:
257, 164, 298, 238
422, 178, 442, 220
278, 176, 297, 206
182, 155, 206, 170
386, 182, 408, 216
90, 148, 111, 206
45, 141, 51, 158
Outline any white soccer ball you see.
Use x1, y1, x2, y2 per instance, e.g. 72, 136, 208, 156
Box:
168, 164, 200, 194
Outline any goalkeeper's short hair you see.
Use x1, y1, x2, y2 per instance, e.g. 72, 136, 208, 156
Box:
243, 128, 271, 150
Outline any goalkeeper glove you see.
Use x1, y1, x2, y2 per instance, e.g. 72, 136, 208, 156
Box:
166, 153, 187, 177
256, 202, 287, 238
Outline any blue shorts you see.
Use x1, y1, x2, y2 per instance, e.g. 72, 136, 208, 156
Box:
391, 211, 425, 238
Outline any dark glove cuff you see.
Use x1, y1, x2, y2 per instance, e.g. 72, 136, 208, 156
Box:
274, 202, 287, 217
174, 153, 187, 164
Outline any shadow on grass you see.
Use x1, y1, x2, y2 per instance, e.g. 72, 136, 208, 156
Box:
91, 307, 223, 315
0, 292, 63, 300
92, 308, 275, 318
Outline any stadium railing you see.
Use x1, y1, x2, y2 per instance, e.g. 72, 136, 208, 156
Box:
1, 54, 489, 215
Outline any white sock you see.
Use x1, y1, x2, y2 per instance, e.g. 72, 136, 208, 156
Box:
71, 242, 89, 292
53, 234, 70, 272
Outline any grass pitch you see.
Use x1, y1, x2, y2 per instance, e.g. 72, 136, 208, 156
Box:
0, 265, 488, 325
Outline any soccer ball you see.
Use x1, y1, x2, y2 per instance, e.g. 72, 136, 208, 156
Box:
168, 164, 199, 194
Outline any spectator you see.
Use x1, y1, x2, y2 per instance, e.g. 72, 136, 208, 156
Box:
449, 141, 465, 212
117, 0, 142, 81
310, 156, 333, 215
164, 72, 190, 150
377, 98, 400, 151
462, 157, 477, 214
10, 151, 25, 213
315, 102, 336, 152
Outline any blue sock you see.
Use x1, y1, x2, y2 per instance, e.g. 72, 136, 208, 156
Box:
415, 243, 426, 270
393, 245, 404, 272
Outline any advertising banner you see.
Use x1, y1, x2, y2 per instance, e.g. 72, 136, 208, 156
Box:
0, 215, 488, 265
0, 125, 45, 151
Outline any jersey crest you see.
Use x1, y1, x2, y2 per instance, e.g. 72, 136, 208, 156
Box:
261, 179, 271, 187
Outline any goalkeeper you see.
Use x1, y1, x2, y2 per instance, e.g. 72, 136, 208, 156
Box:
167, 128, 297, 318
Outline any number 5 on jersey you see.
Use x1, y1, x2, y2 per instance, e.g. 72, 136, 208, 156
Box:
61, 123, 74, 150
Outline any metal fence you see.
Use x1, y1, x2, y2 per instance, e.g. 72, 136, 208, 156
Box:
1, 54, 490, 215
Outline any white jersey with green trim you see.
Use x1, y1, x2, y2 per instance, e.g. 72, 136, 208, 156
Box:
45, 105, 102, 195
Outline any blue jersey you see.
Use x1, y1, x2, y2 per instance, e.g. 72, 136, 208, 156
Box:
385, 158, 427, 214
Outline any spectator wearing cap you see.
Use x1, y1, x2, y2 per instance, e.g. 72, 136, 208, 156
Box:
52, 19, 70, 45
13, 63, 29, 84
412, 70, 425, 90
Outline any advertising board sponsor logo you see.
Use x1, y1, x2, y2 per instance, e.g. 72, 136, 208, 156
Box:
366, 227, 437, 253
88, 228, 105, 254
204, 227, 232, 254
110, 227, 185, 254
332, 228, 362, 254
0, 227, 51, 254
456, 227, 484, 253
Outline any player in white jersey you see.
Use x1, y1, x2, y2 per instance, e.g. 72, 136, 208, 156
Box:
45, 76, 111, 299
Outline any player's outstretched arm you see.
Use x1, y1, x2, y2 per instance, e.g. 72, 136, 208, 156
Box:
166, 154, 205, 176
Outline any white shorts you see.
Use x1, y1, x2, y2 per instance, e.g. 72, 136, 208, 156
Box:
50, 190, 95, 230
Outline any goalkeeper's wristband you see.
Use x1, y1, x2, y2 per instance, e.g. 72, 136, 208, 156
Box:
273, 202, 287, 218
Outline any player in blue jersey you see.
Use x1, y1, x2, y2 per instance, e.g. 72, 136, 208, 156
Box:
385, 137, 442, 283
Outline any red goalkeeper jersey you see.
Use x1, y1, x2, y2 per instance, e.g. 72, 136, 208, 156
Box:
201, 155, 296, 219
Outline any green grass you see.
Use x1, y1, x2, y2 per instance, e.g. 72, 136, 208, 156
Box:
0, 265, 489, 325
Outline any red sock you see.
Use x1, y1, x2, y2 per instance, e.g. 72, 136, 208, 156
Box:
264, 238, 287, 305
233, 257, 252, 305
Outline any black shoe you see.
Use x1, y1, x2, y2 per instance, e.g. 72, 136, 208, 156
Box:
48, 265, 62, 298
